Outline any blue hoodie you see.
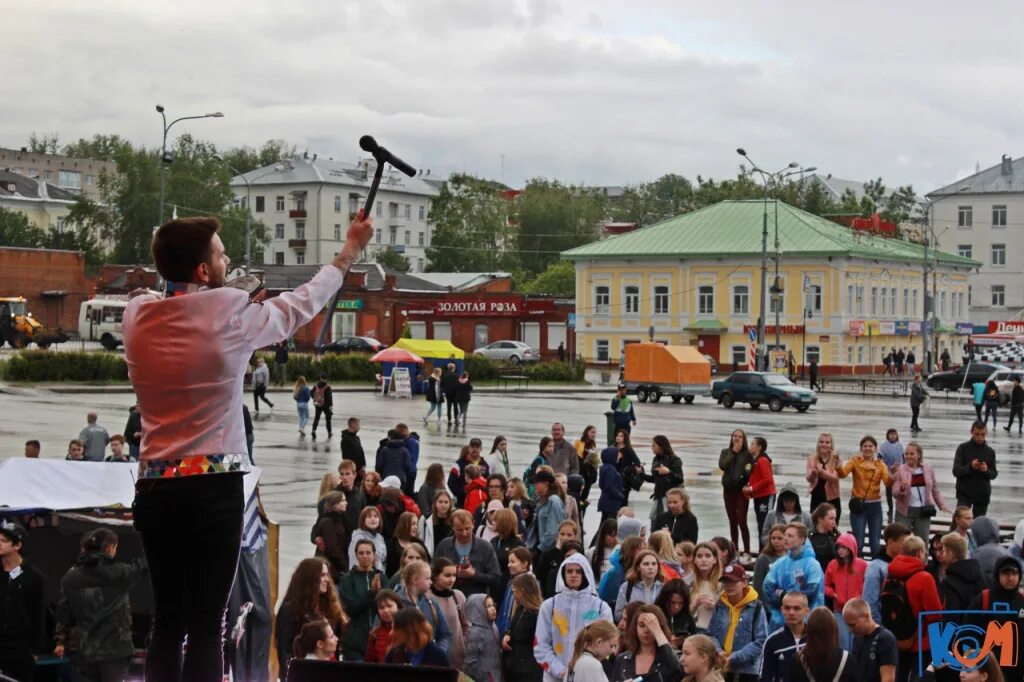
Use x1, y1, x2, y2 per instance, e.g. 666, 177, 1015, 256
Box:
597, 446, 625, 516
762, 537, 824, 630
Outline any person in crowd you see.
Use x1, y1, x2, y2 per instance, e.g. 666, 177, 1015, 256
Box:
707, 563, 767, 682
952, 421, 998, 517
293, 375, 311, 437
463, 464, 489, 517
965, 557, 1024, 682
1010, 518, 1024, 571
972, 515, 1011, 588
318, 472, 341, 504
546, 422, 578, 476
537, 521, 583, 598
760, 483, 813, 547
422, 366, 445, 425
566, 620, 619, 682
647, 531, 683, 581
464, 593, 502, 682
393, 423, 421, 493
882, 535, 943, 680
0, 522, 44, 682
434, 509, 501, 597
891, 442, 950, 542
689, 542, 723, 633
610, 605, 685, 682
525, 437, 555, 497
310, 375, 333, 440
983, 379, 1001, 429
416, 463, 446, 522
490, 508, 526, 601
487, 435, 513, 480
439, 363, 459, 427
338, 539, 382, 662
677, 542, 695, 580
611, 383, 637, 433
554, 473, 581, 531
612, 429, 644, 507
242, 402, 255, 462
598, 532, 645, 607
862, 523, 911, 623
497, 546, 533, 636
652, 487, 699, 545
275, 558, 348, 673
340, 417, 365, 475
363, 590, 402, 663
375, 430, 414, 493
1004, 375, 1024, 434
710, 536, 737, 570
348, 506, 387, 573
824, 532, 866, 650
575, 425, 602, 506
449, 439, 488, 508
386, 544, 431, 590
839, 435, 892, 557
105, 434, 131, 462
79, 412, 110, 461
806, 432, 843, 524
909, 375, 928, 433
428, 558, 467, 670
743, 436, 776, 549
290, 619, 338, 662
530, 470, 567, 554
453, 371, 473, 427
752, 524, 787, 599
790, 606, 854, 682
393, 560, 452, 653
587, 519, 620, 583
935, 532, 983, 612
763, 523, 824, 630
808, 502, 839, 577
844, 598, 899, 682
760, 592, 809, 682
971, 379, 986, 422
719, 429, 753, 560
879, 428, 905, 523
251, 358, 274, 414
384, 607, 450, 667
419, 490, 454, 556
536, 554, 613, 682
952, 506, 979, 556
387, 512, 427, 577
506, 477, 534, 527
23, 439, 40, 458
598, 443, 626, 523
311, 490, 351, 581
654, 579, 696, 651
679, 634, 728, 682
335, 459, 365, 527
615, 549, 665, 620
501, 573, 544, 682
475, 475, 510, 533
123, 405, 142, 460
645, 435, 685, 522
53, 528, 146, 682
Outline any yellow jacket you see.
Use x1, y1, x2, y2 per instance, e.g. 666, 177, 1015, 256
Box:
838, 455, 891, 501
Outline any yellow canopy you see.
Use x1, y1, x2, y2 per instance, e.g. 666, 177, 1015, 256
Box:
390, 338, 465, 360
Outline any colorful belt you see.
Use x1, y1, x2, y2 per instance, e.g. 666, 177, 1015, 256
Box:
138, 453, 251, 479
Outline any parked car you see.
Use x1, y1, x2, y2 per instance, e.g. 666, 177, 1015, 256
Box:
472, 340, 539, 364
987, 368, 1024, 404
711, 371, 817, 412
321, 336, 386, 354
926, 362, 1007, 392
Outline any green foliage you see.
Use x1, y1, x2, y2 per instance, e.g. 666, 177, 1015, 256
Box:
217, 140, 297, 175
464, 354, 500, 380
375, 247, 411, 273
0, 207, 46, 247
522, 360, 585, 382
401, 321, 412, 339
426, 174, 519, 272
517, 179, 607, 273
258, 352, 377, 383
28, 132, 60, 154
521, 260, 575, 296
5, 351, 128, 382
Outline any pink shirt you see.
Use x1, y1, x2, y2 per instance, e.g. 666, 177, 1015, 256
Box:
123, 266, 343, 462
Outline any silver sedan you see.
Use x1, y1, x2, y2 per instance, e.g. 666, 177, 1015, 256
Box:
472, 340, 540, 364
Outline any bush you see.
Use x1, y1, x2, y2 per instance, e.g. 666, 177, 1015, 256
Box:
464, 354, 500, 380
258, 352, 377, 383
523, 360, 585, 382
6, 350, 129, 382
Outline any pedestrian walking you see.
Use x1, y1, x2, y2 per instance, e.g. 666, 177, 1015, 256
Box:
940, 348, 951, 371
123, 405, 142, 461
809, 358, 820, 390
293, 375, 311, 437
971, 380, 986, 422
251, 357, 274, 414
455, 371, 473, 427
882, 350, 893, 376
983, 379, 1000, 429
422, 367, 445, 425
610, 383, 637, 434
274, 341, 289, 385
1004, 375, 1024, 434
442, 363, 460, 425
951, 421, 998, 517
909, 374, 928, 432
79, 412, 110, 462
557, 342, 566, 363
895, 348, 905, 375
906, 349, 916, 377
311, 375, 333, 439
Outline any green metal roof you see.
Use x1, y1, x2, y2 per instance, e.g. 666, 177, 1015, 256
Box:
563, 200, 979, 268
685, 319, 728, 331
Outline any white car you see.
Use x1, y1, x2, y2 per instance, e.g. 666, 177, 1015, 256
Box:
473, 340, 539, 364
987, 368, 1024, 404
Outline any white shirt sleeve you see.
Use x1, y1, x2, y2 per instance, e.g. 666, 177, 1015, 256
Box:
235, 265, 344, 350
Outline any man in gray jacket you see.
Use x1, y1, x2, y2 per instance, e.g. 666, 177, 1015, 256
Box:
549, 422, 579, 476
433, 510, 501, 596
78, 412, 110, 462
910, 373, 928, 432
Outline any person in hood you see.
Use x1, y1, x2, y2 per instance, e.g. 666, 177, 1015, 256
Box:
374, 430, 414, 491
597, 446, 626, 523
535, 553, 613, 682
971, 515, 1011, 589
935, 532, 983, 612
762, 523, 824, 630
824, 532, 867, 650
760, 483, 812, 545
965, 556, 1024, 682
54, 529, 148, 682
597, 531, 644, 606
706, 563, 768, 679
951, 421, 998, 517
885, 536, 943, 679
463, 593, 502, 682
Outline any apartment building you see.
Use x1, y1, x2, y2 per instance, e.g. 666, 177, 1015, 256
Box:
0, 147, 115, 201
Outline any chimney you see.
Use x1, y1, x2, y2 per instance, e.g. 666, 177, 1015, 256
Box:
1001, 154, 1013, 176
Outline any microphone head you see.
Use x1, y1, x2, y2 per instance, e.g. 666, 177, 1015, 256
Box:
359, 135, 379, 154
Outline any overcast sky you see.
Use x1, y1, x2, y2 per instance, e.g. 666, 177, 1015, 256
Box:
4, 1, 1023, 193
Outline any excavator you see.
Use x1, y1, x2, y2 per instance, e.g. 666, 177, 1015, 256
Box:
0, 297, 66, 349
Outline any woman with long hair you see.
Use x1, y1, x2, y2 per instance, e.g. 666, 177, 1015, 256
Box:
645, 435, 685, 522
362, 470, 382, 507
423, 366, 445, 425
718, 429, 753, 560
647, 530, 683, 582
530, 468, 566, 553
752, 524, 787, 597
292, 619, 338, 661
317, 471, 341, 505
838, 435, 892, 557
615, 550, 665, 620
491, 508, 526, 597
416, 463, 446, 521
575, 425, 602, 506
614, 429, 644, 506
791, 607, 854, 682
654, 579, 696, 652
385, 543, 432, 590
808, 502, 839, 577
610, 604, 684, 682
680, 634, 728, 682
387, 511, 428, 577
487, 435, 513, 480
293, 375, 312, 436
709, 537, 736, 570
689, 543, 722, 633
587, 518, 619, 582
275, 557, 348, 672
497, 546, 532, 637
892, 442, 951, 542
312, 490, 351, 580
348, 506, 387, 573
501, 573, 544, 682
384, 608, 450, 667
566, 620, 619, 682
806, 432, 843, 524
429, 557, 468, 670
419, 489, 454, 555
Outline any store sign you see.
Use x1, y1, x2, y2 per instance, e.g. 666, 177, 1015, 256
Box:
407, 295, 524, 318
908, 321, 922, 333
849, 320, 866, 336
742, 324, 805, 334
894, 321, 910, 336
988, 320, 1024, 334
335, 299, 363, 310
567, 313, 576, 329
956, 322, 975, 335
879, 321, 896, 335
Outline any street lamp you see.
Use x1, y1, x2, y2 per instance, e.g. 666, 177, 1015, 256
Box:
215, 156, 293, 272
156, 105, 224, 225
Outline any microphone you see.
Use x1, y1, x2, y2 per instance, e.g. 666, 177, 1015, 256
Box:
359, 135, 416, 177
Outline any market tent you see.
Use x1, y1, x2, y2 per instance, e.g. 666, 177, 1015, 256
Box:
388, 338, 466, 394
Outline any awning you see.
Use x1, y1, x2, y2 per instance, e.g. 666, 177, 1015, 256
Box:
685, 319, 727, 332
390, 338, 466, 359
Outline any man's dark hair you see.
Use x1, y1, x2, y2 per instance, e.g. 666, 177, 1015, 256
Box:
883, 522, 912, 541
971, 420, 987, 432
152, 217, 221, 282
24, 440, 40, 449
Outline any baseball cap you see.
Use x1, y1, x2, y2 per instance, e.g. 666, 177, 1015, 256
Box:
0, 520, 27, 545
380, 475, 403, 490
720, 563, 748, 583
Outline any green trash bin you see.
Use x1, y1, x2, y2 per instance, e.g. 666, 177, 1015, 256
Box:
604, 411, 616, 446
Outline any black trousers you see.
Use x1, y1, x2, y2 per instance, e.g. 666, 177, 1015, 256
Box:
252, 384, 273, 411
313, 406, 332, 436
446, 394, 460, 422
1007, 405, 1024, 431
0, 650, 35, 682
911, 404, 921, 430
956, 495, 988, 518
134, 472, 244, 682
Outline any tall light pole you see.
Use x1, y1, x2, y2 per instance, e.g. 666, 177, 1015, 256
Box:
156, 105, 224, 225
216, 157, 293, 272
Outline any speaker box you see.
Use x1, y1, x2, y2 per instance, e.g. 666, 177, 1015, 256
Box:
285, 659, 459, 682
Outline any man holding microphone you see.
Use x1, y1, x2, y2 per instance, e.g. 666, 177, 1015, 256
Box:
124, 210, 372, 682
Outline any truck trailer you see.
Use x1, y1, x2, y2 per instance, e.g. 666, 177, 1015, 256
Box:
621, 343, 712, 404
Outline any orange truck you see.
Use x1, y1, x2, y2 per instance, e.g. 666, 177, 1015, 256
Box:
622, 343, 712, 404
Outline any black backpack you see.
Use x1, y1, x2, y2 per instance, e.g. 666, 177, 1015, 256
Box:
880, 575, 917, 650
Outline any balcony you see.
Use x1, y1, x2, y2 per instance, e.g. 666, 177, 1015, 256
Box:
387, 244, 405, 254
288, 239, 307, 249
289, 209, 307, 219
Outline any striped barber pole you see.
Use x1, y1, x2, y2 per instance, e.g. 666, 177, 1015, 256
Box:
748, 328, 758, 369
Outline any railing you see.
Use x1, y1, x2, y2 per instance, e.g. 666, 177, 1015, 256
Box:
288, 239, 307, 249
289, 209, 307, 219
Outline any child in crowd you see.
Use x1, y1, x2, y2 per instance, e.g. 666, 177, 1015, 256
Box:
429, 557, 467, 670
348, 507, 387, 573
363, 590, 402, 663
464, 593, 503, 682
824, 532, 866, 649
464, 464, 489, 517
566, 620, 619, 682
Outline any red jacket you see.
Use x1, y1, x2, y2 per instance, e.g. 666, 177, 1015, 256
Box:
464, 478, 488, 516
400, 493, 421, 517
746, 454, 777, 499
364, 622, 393, 663
887, 553, 943, 651
824, 532, 867, 610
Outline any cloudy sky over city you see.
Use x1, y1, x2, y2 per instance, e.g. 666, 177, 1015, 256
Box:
5, 0, 1023, 192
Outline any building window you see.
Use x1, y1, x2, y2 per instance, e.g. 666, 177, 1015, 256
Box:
418, 232, 425, 246
890, 288, 897, 316
56, 217, 66, 232
804, 285, 822, 314
912, 289, 918, 316
296, 222, 306, 239
903, 288, 909, 315
871, 287, 879, 315
349, 195, 359, 214
958, 244, 972, 259
417, 258, 424, 271
389, 227, 397, 245
44, 170, 54, 180
958, 205, 973, 227
595, 340, 610, 363
419, 205, 426, 221
940, 291, 947, 317
389, 203, 398, 218
857, 345, 865, 364
276, 196, 285, 211
86, 174, 95, 185
654, 286, 669, 315
847, 285, 855, 313
475, 324, 489, 348
275, 252, 284, 265
992, 244, 1006, 266
857, 286, 865, 314
992, 285, 1005, 307
274, 224, 284, 239
731, 345, 747, 367
296, 252, 305, 265
334, 224, 341, 241
377, 203, 383, 217
806, 345, 821, 365
58, 170, 81, 191
254, 196, 265, 213
295, 197, 306, 212
732, 285, 749, 315
698, 286, 714, 315
624, 285, 640, 314
375, 229, 381, 244
595, 286, 610, 315
992, 205, 1007, 227
404, 204, 411, 219
334, 196, 342, 212
959, 292, 966, 317
847, 346, 854, 365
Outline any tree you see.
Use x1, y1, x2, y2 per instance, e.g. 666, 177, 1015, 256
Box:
218, 140, 297, 175
27, 132, 60, 154
517, 179, 607, 274
521, 260, 575, 296
425, 174, 517, 272
375, 247, 411, 273
61, 134, 134, 162
0, 207, 45, 247
42, 226, 106, 271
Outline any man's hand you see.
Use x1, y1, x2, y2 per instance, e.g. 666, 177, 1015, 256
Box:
333, 209, 374, 271
53, 644, 65, 658
458, 563, 476, 579
370, 573, 381, 592
501, 634, 511, 652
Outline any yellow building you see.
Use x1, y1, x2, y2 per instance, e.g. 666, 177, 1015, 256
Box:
562, 200, 978, 373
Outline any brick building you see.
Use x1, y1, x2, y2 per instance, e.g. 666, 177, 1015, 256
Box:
0, 247, 96, 332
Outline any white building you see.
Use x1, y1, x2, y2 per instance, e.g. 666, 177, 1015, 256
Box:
230, 153, 441, 271
928, 155, 1023, 328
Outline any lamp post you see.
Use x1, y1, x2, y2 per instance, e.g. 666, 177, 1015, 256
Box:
156, 105, 224, 226
216, 157, 293, 272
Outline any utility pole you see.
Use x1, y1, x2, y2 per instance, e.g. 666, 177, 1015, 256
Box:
922, 218, 932, 374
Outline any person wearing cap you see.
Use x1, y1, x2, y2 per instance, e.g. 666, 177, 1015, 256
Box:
0, 522, 46, 682
762, 523, 825, 631
706, 562, 768, 682
611, 384, 637, 434
528, 469, 566, 554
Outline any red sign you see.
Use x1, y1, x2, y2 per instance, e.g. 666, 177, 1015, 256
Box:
742, 324, 805, 335
987, 320, 1024, 334
406, 295, 524, 318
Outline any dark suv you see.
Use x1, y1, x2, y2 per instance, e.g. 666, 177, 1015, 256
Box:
926, 362, 1007, 392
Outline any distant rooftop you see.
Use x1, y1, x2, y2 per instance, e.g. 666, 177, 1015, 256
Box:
0, 170, 78, 202
230, 154, 441, 197
414, 272, 511, 290
927, 154, 1024, 196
